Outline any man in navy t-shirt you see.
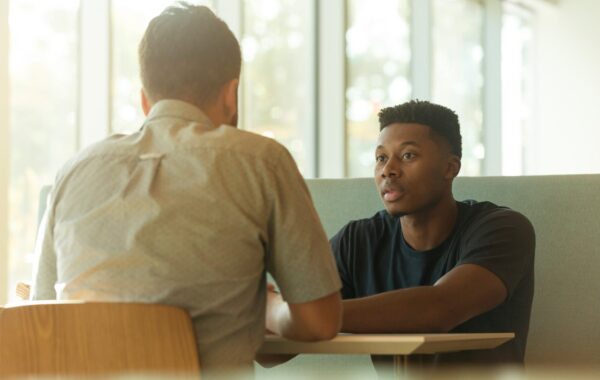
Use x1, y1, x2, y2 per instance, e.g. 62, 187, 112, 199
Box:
331, 100, 535, 366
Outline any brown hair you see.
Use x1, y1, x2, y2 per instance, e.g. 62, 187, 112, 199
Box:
138, 2, 241, 107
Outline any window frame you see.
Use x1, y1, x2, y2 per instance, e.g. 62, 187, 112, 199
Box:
79, 0, 112, 149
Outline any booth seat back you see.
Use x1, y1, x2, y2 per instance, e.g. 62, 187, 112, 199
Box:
37, 175, 600, 373
306, 174, 600, 366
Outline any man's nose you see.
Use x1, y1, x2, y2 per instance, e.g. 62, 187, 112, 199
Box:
381, 158, 399, 178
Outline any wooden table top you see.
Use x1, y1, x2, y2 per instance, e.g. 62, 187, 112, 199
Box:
259, 332, 515, 355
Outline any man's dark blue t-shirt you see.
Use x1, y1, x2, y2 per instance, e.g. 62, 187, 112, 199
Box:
330, 200, 535, 365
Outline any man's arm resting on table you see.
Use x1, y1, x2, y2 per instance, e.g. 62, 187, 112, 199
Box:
266, 289, 342, 341
342, 264, 507, 333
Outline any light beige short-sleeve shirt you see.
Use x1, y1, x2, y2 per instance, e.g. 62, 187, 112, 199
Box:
31, 99, 341, 374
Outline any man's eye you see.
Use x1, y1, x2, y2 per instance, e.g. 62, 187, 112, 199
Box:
402, 152, 415, 160
375, 155, 386, 163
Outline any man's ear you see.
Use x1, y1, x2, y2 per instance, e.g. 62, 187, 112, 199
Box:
445, 155, 461, 180
223, 78, 239, 120
141, 89, 152, 116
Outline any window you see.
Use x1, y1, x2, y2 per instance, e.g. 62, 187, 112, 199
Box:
346, 0, 411, 178
501, 2, 533, 175
8, 0, 79, 300
241, 0, 315, 176
345, 0, 484, 178
2, 0, 546, 301
432, 0, 484, 176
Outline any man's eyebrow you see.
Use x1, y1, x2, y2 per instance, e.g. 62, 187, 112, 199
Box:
376, 141, 419, 150
399, 141, 419, 147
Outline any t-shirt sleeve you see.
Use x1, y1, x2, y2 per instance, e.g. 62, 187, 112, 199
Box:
265, 146, 341, 304
330, 225, 357, 299
458, 208, 535, 299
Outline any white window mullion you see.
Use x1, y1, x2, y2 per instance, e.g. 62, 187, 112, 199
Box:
216, 0, 242, 38
0, 0, 10, 304
411, 0, 432, 100
483, 0, 502, 175
318, 0, 345, 178
78, 0, 111, 150
304, 0, 318, 178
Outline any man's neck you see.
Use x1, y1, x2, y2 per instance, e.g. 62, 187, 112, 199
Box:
202, 103, 225, 127
173, 96, 226, 127
400, 196, 458, 252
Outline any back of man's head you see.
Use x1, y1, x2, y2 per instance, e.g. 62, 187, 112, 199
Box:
139, 2, 241, 108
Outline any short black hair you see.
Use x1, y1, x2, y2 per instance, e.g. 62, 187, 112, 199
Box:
378, 100, 462, 158
139, 2, 241, 107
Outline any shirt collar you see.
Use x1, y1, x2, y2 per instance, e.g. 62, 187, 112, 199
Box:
145, 99, 215, 128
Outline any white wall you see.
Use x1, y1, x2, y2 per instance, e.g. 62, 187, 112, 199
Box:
530, 0, 600, 174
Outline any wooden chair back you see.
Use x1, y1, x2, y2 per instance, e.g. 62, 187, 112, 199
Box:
0, 301, 200, 377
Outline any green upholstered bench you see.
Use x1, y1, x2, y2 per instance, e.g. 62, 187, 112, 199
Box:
38, 174, 600, 372
257, 174, 600, 377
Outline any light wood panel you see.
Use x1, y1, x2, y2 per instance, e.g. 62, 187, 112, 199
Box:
0, 301, 200, 377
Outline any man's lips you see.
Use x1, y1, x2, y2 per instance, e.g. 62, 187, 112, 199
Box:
381, 186, 405, 202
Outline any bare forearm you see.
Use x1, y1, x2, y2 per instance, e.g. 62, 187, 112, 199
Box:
342, 264, 508, 334
266, 291, 342, 341
268, 302, 312, 340
342, 286, 453, 333
268, 301, 339, 341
